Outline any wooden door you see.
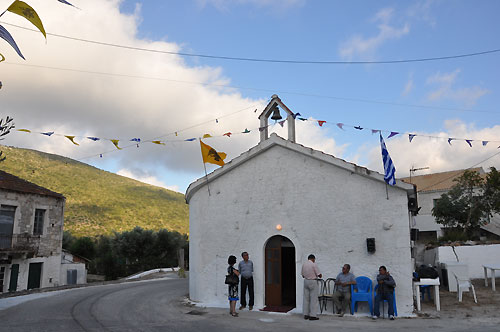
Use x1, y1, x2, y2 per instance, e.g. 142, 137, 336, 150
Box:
28, 263, 42, 290
8, 264, 19, 292
265, 239, 282, 306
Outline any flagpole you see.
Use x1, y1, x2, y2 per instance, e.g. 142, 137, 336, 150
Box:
385, 182, 389, 200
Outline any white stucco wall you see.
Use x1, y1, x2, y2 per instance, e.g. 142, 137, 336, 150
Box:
188, 141, 414, 316
437, 244, 500, 279
414, 191, 445, 233
5, 255, 62, 292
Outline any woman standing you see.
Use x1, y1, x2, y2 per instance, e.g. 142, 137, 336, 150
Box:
227, 255, 240, 317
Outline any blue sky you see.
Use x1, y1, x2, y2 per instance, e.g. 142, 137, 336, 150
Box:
1, 0, 499, 193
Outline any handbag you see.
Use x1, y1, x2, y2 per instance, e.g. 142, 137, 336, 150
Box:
225, 273, 239, 285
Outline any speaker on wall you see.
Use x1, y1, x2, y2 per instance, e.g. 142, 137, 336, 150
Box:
366, 238, 376, 253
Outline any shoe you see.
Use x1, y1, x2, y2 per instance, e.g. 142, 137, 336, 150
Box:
309, 317, 319, 320
249, 306, 253, 310
338, 311, 344, 317
336, 310, 341, 315
389, 315, 395, 320
231, 312, 239, 317
304, 315, 310, 320
239, 305, 246, 310
372, 315, 378, 320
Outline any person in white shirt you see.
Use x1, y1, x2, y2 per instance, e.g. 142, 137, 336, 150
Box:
301, 254, 322, 320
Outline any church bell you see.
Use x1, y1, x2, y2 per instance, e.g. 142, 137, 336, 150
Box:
270, 105, 282, 121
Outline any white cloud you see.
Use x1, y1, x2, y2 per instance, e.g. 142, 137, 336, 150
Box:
426, 69, 489, 106
406, 0, 437, 27
364, 120, 500, 179
117, 169, 180, 192
402, 74, 414, 96
339, 7, 410, 59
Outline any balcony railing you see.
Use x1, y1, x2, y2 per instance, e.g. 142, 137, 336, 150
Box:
0, 233, 40, 253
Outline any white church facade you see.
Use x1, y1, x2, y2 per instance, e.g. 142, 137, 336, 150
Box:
186, 95, 416, 316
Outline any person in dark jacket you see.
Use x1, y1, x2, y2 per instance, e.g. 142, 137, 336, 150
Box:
372, 266, 396, 320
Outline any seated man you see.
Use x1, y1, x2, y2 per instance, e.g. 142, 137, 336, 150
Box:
373, 266, 396, 320
333, 264, 356, 317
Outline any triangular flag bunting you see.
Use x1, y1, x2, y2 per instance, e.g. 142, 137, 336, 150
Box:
409, 134, 416, 142
465, 140, 473, 147
223, 132, 232, 137
371, 129, 380, 134
354, 126, 363, 130
318, 120, 326, 127
58, 0, 79, 9
292, 112, 301, 119
200, 140, 226, 166
298, 117, 307, 121
65, 135, 79, 145
111, 139, 122, 150
0, 25, 25, 59
130, 138, 141, 142
41, 131, 54, 136
448, 138, 454, 145
185, 138, 196, 141
482, 141, 489, 146
17, 129, 31, 132
203, 134, 212, 138
278, 120, 286, 127
0, 53, 4, 62
7, 1, 46, 39
152, 140, 165, 145
387, 132, 399, 139
242, 129, 250, 133
87, 137, 100, 141
336, 123, 344, 130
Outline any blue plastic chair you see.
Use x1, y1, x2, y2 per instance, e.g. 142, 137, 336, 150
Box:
350, 276, 373, 315
374, 284, 398, 317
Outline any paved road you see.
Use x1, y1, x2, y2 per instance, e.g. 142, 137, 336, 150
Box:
0, 278, 498, 332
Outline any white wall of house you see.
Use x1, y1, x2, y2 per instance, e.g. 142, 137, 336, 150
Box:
188, 138, 415, 316
5, 255, 62, 292
414, 190, 445, 234
437, 244, 500, 279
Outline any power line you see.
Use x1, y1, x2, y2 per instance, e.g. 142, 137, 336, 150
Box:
3, 61, 498, 115
3, 21, 500, 65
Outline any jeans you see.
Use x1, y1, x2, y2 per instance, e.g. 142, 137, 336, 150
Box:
240, 276, 254, 306
374, 292, 394, 317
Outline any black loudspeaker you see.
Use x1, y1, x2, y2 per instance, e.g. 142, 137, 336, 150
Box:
410, 228, 419, 241
366, 238, 376, 253
408, 197, 419, 213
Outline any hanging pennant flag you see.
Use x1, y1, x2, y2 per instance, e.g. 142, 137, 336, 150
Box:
0, 53, 4, 62
354, 126, 363, 130
278, 120, 286, 127
448, 138, 454, 145
215, 119, 218, 123
110, 139, 121, 150
58, 0, 79, 9
336, 123, 344, 130
371, 129, 380, 134
152, 140, 165, 145
99, 154, 102, 158
387, 132, 399, 139
175, 132, 178, 136
318, 120, 326, 127
298, 117, 307, 121
65, 135, 79, 145
200, 140, 226, 166
409, 134, 416, 142
203, 134, 212, 138
130, 138, 141, 142
380, 133, 396, 186
41, 131, 54, 136
292, 112, 301, 119
185, 138, 196, 141
17, 129, 31, 132
87, 137, 100, 141
482, 141, 489, 146
465, 140, 473, 147
0, 25, 25, 60
223, 132, 232, 137
242, 129, 250, 133
7, 1, 46, 39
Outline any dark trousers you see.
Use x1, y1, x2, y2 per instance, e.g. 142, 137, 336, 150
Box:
240, 276, 254, 306
374, 292, 394, 317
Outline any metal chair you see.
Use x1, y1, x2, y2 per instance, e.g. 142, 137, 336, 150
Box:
316, 278, 326, 313
351, 276, 374, 315
321, 278, 336, 313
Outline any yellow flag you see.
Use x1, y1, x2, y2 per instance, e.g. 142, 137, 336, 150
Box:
0, 53, 5, 62
17, 129, 31, 132
7, 1, 46, 39
200, 140, 226, 166
65, 135, 79, 145
111, 139, 121, 150
203, 134, 212, 138
152, 140, 165, 145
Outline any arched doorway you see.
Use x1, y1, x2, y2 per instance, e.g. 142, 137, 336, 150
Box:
265, 235, 296, 308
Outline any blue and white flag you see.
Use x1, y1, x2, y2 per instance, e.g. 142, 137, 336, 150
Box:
380, 133, 396, 186
0, 24, 25, 60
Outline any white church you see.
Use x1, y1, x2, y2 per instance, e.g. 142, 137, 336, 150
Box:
186, 95, 416, 316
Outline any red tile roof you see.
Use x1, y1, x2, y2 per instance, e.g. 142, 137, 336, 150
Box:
0, 170, 64, 199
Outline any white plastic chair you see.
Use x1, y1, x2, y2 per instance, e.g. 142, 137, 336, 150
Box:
453, 273, 477, 303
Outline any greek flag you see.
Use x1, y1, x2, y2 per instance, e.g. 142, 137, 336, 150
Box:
380, 133, 396, 186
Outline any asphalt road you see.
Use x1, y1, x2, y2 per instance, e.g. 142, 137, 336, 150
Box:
0, 278, 498, 332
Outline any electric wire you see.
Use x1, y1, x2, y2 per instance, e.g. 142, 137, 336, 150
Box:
2, 21, 500, 65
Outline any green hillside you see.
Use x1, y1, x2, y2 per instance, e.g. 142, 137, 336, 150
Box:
0, 145, 189, 237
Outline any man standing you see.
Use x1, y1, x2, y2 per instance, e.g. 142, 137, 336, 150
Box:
373, 266, 396, 320
333, 264, 356, 317
301, 254, 322, 321
238, 252, 254, 310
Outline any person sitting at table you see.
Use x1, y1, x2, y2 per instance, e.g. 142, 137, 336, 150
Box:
373, 266, 396, 320
333, 264, 356, 317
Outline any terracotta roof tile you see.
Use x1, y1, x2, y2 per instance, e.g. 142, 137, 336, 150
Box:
0, 170, 64, 199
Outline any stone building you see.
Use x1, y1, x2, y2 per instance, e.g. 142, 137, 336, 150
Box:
0, 170, 65, 292
186, 95, 416, 316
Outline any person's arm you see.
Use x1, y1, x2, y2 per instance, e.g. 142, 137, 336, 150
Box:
233, 268, 240, 276
313, 264, 322, 279
385, 274, 396, 287
344, 275, 356, 286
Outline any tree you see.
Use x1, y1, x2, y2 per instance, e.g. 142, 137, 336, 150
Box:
432, 170, 488, 238
482, 167, 500, 216
69, 236, 96, 260
0, 116, 15, 162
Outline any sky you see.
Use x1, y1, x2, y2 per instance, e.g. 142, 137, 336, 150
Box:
0, 0, 499, 193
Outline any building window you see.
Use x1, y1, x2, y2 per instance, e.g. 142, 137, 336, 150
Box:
0, 266, 5, 293
33, 209, 45, 235
0, 205, 16, 249
433, 199, 440, 208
